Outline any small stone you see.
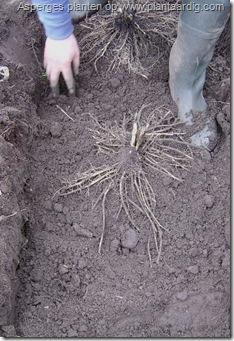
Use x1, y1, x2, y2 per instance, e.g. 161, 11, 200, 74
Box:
200, 149, 211, 162
187, 265, 199, 274
110, 238, 120, 252
73, 105, 82, 114
58, 264, 69, 275
78, 258, 87, 270
204, 194, 215, 208
54, 203, 63, 213
176, 290, 188, 301
0, 179, 12, 194
110, 78, 121, 89
121, 229, 139, 249
73, 224, 93, 238
50, 122, 63, 137
86, 93, 93, 100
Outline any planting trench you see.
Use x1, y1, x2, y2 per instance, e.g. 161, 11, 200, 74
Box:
0, 2, 231, 337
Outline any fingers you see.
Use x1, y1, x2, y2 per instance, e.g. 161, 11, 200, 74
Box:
46, 65, 60, 97
62, 64, 76, 96
73, 53, 80, 76
50, 69, 60, 97
46, 63, 76, 96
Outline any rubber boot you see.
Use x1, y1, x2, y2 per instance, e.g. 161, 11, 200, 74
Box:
69, 0, 107, 21
169, 0, 230, 149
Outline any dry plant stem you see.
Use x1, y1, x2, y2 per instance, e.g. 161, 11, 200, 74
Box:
1, 126, 14, 137
98, 184, 111, 254
56, 105, 75, 121
134, 173, 167, 232
131, 122, 138, 147
0, 209, 26, 222
58, 165, 118, 196
144, 155, 183, 181
147, 236, 152, 268
133, 173, 163, 263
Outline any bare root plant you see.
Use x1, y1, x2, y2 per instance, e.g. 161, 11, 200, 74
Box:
80, 0, 177, 78
56, 105, 193, 265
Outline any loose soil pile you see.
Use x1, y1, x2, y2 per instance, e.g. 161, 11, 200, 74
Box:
0, 1, 230, 337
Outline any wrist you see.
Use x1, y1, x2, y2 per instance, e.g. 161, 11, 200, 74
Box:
45, 23, 74, 40
47, 33, 75, 43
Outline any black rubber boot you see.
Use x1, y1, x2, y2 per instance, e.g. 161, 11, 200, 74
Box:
169, 0, 230, 150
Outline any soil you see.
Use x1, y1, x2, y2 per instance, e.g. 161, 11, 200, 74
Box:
0, 1, 231, 338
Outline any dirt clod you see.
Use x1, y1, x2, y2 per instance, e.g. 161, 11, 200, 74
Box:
110, 238, 120, 252
110, 78, 121, 89
121, 228, 139, 249
50, 122, 63, 138
0, 179, 12, 194
204, 194, 215, 208
73, 224, 93, 238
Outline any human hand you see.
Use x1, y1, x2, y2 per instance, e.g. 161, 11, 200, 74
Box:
44, 34, 80, 96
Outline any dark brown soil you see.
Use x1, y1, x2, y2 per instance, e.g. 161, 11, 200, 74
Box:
0, 1, 231, 338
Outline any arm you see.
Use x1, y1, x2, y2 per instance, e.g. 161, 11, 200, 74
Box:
32, 0, 74, 40
33, 0, 80, 96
